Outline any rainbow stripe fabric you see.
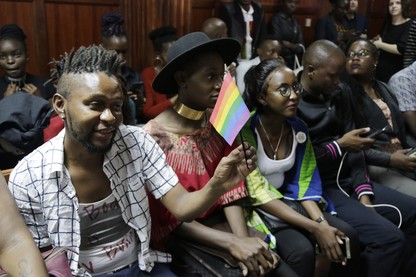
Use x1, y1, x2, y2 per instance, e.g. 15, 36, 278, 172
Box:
210, 72, 250, 145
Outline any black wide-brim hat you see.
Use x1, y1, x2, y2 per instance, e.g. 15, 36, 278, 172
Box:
152, 32, 241, 95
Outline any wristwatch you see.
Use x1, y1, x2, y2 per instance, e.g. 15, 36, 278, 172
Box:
315, 216, 326, 223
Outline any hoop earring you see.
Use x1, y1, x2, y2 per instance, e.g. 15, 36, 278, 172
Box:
153, 55, 164, 73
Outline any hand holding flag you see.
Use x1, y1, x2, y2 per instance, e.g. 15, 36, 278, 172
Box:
210, 72, 251, 145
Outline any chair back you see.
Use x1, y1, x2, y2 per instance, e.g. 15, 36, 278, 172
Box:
1, 168, 13, 182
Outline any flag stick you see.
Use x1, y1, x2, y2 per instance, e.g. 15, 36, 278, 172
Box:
239, 131, 250, 170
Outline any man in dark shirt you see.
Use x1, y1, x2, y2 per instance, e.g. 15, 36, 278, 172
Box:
297, 39, 416, 277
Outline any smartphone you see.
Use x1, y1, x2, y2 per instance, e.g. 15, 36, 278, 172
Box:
366, 125, 389, 138
406, 148, 416, 158
315, 236, 351, 259
340, 236, 351, 259
129, 82, 143, 92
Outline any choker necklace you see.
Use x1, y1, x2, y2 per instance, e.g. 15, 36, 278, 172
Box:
259, 118, 284, 160
173, 102, 205, 121
6, 75, 25, 87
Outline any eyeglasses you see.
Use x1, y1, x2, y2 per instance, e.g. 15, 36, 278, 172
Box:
272, 83, 303, 97
346, 49, 371, 59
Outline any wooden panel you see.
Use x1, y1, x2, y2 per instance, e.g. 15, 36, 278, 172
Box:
45, 2, 120, 62
47, 0, 119, 4
190, 0, 323, 47
1, 168, 13, 182
191, 0, 217, 32
136, 0, 168, 69
5, 0, 405, 78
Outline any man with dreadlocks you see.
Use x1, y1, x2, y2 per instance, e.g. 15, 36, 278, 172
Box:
7, 45, 257, 276
101, 11, 144, 125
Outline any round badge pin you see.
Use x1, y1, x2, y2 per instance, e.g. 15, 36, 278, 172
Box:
295, 131, 307, 144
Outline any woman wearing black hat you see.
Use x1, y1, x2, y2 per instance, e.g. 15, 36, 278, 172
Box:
144, 32, 296, 276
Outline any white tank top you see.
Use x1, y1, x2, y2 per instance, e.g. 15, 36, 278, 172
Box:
256, 127, 297, 189
78, 193, 139, 275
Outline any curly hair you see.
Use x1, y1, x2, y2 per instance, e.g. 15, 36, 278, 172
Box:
101, 11, 126, 38
148, 26, 177, 52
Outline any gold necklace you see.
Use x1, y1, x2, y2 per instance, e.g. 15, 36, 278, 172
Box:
259, 118, 284, 160
173, 102, 205, 121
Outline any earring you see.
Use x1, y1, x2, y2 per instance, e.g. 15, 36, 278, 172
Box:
60, 115, 65, 119
153, 55, 163, 73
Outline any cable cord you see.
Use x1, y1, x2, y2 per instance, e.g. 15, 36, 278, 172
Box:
335, 152, 402, 228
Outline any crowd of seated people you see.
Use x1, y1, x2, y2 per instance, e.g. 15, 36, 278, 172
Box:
1, 0, 416, 276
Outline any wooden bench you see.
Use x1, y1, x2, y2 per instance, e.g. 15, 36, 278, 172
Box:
1, 168, 13, 182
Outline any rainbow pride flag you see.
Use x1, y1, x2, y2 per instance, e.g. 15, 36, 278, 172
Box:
210, 72, 250, 145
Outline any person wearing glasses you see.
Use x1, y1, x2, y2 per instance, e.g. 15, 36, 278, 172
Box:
344, 38, 416, 198
297, 39, 416, 277
241, 59, 360, 277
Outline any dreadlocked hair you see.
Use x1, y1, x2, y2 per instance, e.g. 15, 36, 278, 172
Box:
101, 12, 126, 38
0, 24, 27, 51
49, 45, 123, 96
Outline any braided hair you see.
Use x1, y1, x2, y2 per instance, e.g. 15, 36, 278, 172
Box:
0, 24, 27, 51
148, 26, 177, 52
101, 12, 126, 39
49, 45, 123, 97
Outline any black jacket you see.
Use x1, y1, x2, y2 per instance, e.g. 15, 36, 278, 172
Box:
297, 83, 373, 198
220, 1, 265, 58
346, 77, 415, 167
0, 92, 52, 169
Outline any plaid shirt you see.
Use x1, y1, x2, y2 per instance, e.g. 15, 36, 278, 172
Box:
8, 124, 178, 276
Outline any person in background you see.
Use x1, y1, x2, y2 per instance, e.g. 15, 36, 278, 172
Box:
297, 39, 416, 277
0, 172, 49, 277
346, 0, 368, 38
0, 24, 55, 100
236, 34, 283, 95
403, 19, 416, 67
201, 17, 228, 39
201, 17, 237, 77
389, 61, 416, 138
315, 0, 354, 50
269, 0, 304, 70
101, 11, 144, 125
141, 26, 177, 122
8, 44, 258, 276
373, 0, 411, 82
144, 32, 296, 277
220, 0, 266, 61
241, 59, 360, 277
344, 38, 416, 198
0, 23, 54, 169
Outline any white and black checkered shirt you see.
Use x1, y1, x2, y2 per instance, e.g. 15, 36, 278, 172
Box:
9, 124, 178, 276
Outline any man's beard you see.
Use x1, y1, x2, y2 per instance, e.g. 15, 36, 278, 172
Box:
66, 113, 114, 153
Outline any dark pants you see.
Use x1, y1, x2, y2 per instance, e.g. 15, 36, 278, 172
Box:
325, 181, 416, 277
272, 212, 360, 277
94, 262, 177, 277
